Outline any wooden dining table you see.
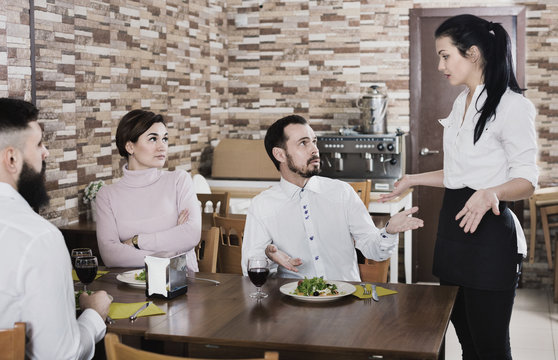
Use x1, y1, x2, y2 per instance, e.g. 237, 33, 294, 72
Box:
87, 269, 457, 360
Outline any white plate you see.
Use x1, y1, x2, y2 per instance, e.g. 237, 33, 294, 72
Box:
116, 269, 146, 288
279, 280, 356, 302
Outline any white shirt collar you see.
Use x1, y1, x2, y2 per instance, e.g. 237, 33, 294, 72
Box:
0, 182, 27, 202
279, 176, 323, 199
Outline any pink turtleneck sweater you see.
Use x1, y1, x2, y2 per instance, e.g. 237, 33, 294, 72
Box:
95, 165, 201, 270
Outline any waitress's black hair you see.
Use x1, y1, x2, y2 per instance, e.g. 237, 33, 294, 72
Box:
435, 14, 523, 144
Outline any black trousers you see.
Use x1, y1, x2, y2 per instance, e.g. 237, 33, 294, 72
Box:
440, 256, 522, 360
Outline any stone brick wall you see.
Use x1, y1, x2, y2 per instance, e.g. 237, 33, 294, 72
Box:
1, 1, 33, 99
1, 0, 229, 224
226, 0, 558, 187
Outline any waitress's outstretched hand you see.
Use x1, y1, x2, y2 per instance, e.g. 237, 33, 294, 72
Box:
379, 175, 412, 202
455, 189, 500, 233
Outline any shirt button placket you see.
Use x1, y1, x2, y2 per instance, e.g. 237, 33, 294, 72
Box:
300, 188, 324, 277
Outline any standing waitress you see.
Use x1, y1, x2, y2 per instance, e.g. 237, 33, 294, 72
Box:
381, 14, 538, 359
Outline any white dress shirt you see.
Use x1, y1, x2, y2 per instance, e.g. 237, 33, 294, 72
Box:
242, 176, 397, 281
0, 182, 106, 360
440, 85, 538, 255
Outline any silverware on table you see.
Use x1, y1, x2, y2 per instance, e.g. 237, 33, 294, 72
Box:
360, 283, 370, 296
129, 302, 150, 321
186, 276, 220, 285
371, 284, 379, 302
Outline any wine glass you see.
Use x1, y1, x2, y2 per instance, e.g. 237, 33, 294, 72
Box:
247, 256, 270, 299
75, 256, 98, 292
71, 248, 92, 269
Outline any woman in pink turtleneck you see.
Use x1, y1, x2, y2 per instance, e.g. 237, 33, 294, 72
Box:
95, 110, 201, 270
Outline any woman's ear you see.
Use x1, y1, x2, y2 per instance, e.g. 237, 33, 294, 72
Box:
272, 147, 286, 164
125, 141, 134, 156
467, 46, 480, 63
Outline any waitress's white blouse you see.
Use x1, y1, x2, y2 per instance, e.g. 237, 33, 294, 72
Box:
439, 85, 538, 255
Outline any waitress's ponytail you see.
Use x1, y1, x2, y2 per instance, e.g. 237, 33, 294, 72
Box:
435, 15, 523, 144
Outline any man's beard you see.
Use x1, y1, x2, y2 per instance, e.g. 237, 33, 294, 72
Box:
286, 153, 321, 178
17, 161, 50, 212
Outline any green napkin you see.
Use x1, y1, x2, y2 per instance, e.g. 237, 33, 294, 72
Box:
108, 302, 166, 320
72, 270, 109, 282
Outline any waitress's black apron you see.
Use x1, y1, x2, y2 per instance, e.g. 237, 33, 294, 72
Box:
433, 187, 518, 291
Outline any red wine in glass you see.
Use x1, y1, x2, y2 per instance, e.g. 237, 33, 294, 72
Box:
247, 257, 269, 299
248, 268, 270, 287
75, 256, 98, 291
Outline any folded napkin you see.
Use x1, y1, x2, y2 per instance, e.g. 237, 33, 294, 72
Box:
72, 270, 109, 282
353, 284, 398, 299
108, 301, 166, 320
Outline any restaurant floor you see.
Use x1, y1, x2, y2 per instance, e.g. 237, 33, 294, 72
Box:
444, 288, 558, 359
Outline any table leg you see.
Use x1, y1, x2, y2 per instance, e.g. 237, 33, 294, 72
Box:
404, 195, 412, 284
390, 206, 399, 283
529, 196, 536, 264
541, 206, 554, 269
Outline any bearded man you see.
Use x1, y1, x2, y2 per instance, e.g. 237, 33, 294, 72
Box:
0, 98, 111, 359
241, 115, 424, 281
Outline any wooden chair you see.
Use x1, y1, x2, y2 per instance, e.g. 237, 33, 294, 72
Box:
213, 214, 245, 274
349, 180, 390, 283
198, 192, 230, 230
541, 204, 558, 269
105, 333, 279, 360
348, 179, 371, 207
528, 186, 558, 266
196, 226, 220, 273
0, 322, 25, 360
359, 259, 390, 283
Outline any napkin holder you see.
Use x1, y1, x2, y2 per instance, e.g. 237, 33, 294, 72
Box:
144, 252, 188, 299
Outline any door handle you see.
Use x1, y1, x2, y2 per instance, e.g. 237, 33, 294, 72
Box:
420, 147, 440, 156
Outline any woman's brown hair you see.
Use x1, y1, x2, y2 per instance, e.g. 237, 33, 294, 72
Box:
115, 110, 166, 159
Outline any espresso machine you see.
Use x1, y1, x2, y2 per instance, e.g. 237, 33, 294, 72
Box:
317, 132, 406, 192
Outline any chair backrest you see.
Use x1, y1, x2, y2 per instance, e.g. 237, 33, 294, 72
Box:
348, 179, 390, 283
541, 204, 558, 227
213, 214, 246, 274
348, 180, 371, 207
0, 322, 25, 360
198, 192, 230, 230
198, 193, 230, 217
105, 333, 279, 360
196, 227, 220, 273
359, 259, 390, 283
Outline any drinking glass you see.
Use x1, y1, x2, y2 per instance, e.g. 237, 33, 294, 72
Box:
75, 256, 98, 292
71, 248, 92, 269
247, 256, 270, 299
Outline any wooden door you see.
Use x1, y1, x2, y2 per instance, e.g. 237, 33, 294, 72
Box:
409, 7, 526, 282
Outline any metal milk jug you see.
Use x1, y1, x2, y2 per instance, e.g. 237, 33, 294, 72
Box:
356, 85, 388, 134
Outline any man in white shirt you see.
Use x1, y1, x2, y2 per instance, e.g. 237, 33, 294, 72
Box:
0, 98, 111, 359
241, 115, 424, 281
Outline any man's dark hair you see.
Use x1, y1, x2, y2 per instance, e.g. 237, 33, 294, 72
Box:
264, 115, 308, 170
0, 98, 39, 131
115, 109, 166, 159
